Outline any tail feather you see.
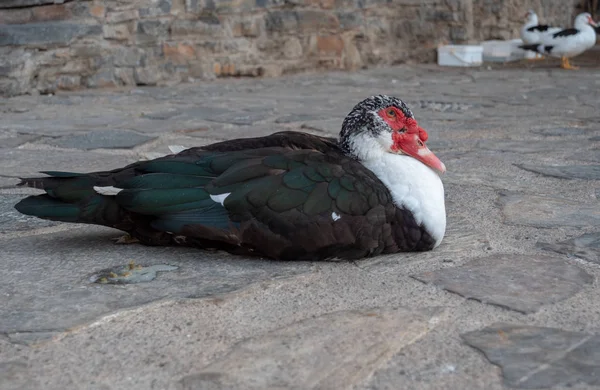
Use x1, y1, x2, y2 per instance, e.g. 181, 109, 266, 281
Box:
15, 173, 124, 227
519, 44, 553, 54
15, 194, 82, 222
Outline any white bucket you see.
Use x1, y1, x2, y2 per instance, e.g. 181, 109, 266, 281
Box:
482, 39, 540, 62
437, 45, 483, 67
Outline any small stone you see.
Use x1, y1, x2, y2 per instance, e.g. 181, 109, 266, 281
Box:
136, 20, 170, 44
282, 37, 303, 59
316, 35, 344, 55
412, 254, 593, 313
106, 9, 139, 24
86, 69, 116, 88
0, 22, 101, 46
45, 129, 156, 150
112, 47, 144, 67
31, 4, 71, 22
162, 43, 196, 64
265, 10, 299, 33
54, 75, 80, 91
134, 66, 160, 86
180, 307, 443, 389
449, 26, 468, 41
516, 164, 600, 180
297, 10, 339, 31
114, 68, 135, 85
462, 323, 600, 388
0, 8, 32, 25
139, 0, 172, 17
103, 24, 131, 41
337, 11, 363, 30
499, 192, 600, 228
170, 19, 221, 36
538, 232, 600, 264
89, 4, 105, 18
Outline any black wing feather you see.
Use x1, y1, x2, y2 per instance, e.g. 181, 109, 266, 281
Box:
553, 28, 579, 38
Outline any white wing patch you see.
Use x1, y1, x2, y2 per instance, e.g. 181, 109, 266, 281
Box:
168, 145, 190, 154
331, 212, 341, 221
210, 192, 231, 206
93, 186, 123, 196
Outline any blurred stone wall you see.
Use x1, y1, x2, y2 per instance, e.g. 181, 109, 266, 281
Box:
0, 0, 578, 96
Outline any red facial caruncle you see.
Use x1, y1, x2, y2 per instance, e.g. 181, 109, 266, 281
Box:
377, 106, 446, 174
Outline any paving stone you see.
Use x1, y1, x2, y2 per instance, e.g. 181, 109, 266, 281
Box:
477, 140, 581, 154
567, 151, 600, 163
44, 129, 156, 150
0, 194, 59, 234
274, 113, 327, 123
179, 307, 442, 390
140, 108, 181, 120
300, 118, 343, 134
531, 127, 592, 136
177, 106, 231, 121
0, 131, 41, 148
462, 323, 600, 388
443, 170, 531, 191
358, 213, 490, 272
0, 148, 134, 179
538, 232, 600, 264
0, 226, 314, 341
412, 254, 593, 313
516, 164, 600, 180
499, 192, 600, 228
204, 111, 272, 126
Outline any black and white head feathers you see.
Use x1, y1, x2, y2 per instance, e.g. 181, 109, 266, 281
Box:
339, 95, 413, 157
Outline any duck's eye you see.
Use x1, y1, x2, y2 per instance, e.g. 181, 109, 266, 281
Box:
387, 109, 396, 117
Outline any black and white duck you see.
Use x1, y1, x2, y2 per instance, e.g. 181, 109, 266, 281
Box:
14, 95, 447, 261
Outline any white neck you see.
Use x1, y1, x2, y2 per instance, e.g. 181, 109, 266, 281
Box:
525, 14, 538, 28
345, 133, 447, 247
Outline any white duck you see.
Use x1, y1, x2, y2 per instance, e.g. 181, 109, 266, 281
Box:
520, 10, 562, 45
519, 12, 598, 70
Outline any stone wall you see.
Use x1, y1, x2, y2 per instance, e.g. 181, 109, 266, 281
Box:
0, 0, 579, 96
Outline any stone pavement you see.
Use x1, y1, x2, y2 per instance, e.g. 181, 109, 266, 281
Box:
0, 65, 599, 390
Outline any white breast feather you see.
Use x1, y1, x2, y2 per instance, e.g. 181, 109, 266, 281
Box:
347, 132, 446, 247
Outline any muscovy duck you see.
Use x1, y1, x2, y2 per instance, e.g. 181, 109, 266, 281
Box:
520, 10, 562, 46
519, 12, 598, 69
14, 95, 447, 261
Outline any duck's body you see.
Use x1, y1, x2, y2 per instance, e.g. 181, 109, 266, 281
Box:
14, 96, 447, 261
520, 13, 598, 69
520, 10, 562, 45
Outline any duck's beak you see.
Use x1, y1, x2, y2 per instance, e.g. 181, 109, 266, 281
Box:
392, 127, 446, 174
588, 16, 598, 27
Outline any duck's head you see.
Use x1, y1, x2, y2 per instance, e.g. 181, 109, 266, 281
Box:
525, 10, 538, 24
339, 95, 446, 174
575, 12, 597, 28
